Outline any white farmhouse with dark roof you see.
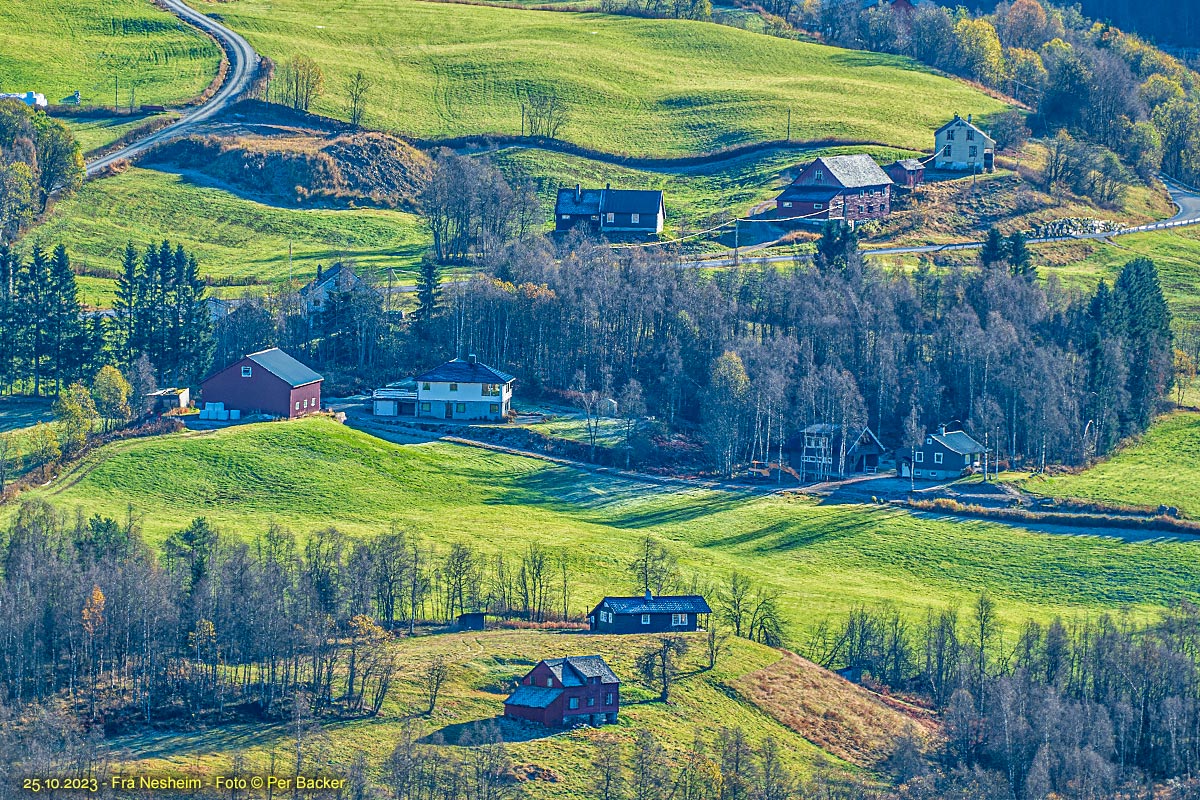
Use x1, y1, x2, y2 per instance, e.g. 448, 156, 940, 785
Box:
934, 114, 995, 172
414, 355, 514, 421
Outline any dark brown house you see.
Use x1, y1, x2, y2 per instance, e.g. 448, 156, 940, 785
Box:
787, 424, 885, 481
901, 424, 986, 481
589, 591, 711, 634
555, 184, 665, 235
504, 656, 620, 727
885, 158, 925, 190
775, 155, 893, 224
200, 348, 323, 420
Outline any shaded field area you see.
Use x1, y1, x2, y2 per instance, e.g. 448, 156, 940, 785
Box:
19, 417, 1200, 635
188, 0, 1007, 156
0, 0, 221, 107
1027, 412, 1200, 517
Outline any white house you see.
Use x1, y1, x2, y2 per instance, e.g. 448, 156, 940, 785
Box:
373, 355, 514, 421
0, 92, 47, 109
934, 114, 995, 173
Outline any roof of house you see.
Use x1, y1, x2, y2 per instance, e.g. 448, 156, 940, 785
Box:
890, 158, 925, 171
415, 358, 515, 385
777, 186, 844, 203
504, 685, 562, 709
545, 656, 620, 686
789, 424, 884, 452
299, 263, 364, 297
238, 348, 324, 388
930, 429, 985, 455
600, 189, 664, 216
935, 114, 994, 141
810, 155, 893, 189
595, 593, 712, 616
555, 186, 605, 216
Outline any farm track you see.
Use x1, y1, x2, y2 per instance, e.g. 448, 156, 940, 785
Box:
84, 0, 260, 176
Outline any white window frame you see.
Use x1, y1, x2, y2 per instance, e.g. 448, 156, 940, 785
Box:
605, 692, 614, 705
606, 212, 615, 223
295, 401, 301, 411
641, 614, 651, 625
782, 201, 793, 208
631, 213, 640, 224
934, 452, 943, 464
672, 613, 688, 626
588, 697, 596, 706
814, 203, 824, 210
569, 697, 580, 710
241, 366, 252, 378
561, 214, 570, 219
915, 451, 924, 463
546, 677, 553, 688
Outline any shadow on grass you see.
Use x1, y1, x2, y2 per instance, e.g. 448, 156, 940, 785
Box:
422, 716, 559, 745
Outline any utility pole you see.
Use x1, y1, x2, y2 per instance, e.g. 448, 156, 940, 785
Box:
113, 76, 119, 112
786, 109, 791, 142
733, 218, 739, 268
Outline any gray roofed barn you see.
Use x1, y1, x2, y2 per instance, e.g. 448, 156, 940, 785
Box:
545, 656, 621, 686
814, 154, 894, 189
504, 655, 620, 727
775, 154, 893, 224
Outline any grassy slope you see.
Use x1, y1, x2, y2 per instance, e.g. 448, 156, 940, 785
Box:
0, 0, 220, 107
35, 167, 430, 287
1028, 412, 1200, 516
189, 0, 1006, 156
113, 629, 922, 794
22, 417, 1200, 632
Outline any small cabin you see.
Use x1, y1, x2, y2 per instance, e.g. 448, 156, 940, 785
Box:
589, 591, 711, 634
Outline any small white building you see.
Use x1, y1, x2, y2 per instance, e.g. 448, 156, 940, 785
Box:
934, 114, 995, 173
146, 387, 190, 413
0, 92, 47, 109
374, 355, 514, 422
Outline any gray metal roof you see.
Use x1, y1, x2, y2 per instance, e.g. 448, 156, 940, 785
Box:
931, 429, 985, 455
545, 656, 619, 686
245, 348, 323, 388
813, 155, 893, 189
891, 158, 925, 171
596, 594, 711, 616
504, 685, 562, 709
415, 358, 515, 385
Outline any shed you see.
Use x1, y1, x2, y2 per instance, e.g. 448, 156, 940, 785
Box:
456, 612, 486, 631
146, 387, 190, 413
884, 158, 925, 190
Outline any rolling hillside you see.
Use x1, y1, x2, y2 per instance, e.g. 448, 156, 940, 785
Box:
0, 0, 221, 107
21, 417, 1200, 634
184, 0, 1008, 156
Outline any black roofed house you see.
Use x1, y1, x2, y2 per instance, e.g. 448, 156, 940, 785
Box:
504, 656, 620, 727
787, 424, 885, 481
299, 263, 374, 316
414, 355, 515, 421
589, 591, 711, 634
903, 424, 986, 481
554, 184, 665, 235
775, 154, 893, 225
885, 158, 926, 190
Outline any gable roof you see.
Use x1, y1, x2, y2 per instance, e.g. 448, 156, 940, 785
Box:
601, 189, 664, 216
555, 186, 604, 216
890, 158, 925, 171
504, 685, 562, 709
243, 348, 323, 388
809, 155, 893, 189
299, 263, 366, 298
415, 358, 515, 385
930, 429, 985, 455
545, 656, 620, 686
788, 424, 884, 453
777, 186, 843, 203
595, 594, 712, 616
935, 114, 994, 142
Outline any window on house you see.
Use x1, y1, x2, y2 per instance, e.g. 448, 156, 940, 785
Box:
241, 366, 252, 378
490, 404, 500, 414
947, 129, 956, 140
942, 145, 952, 157
303, 399, 308, 409
641, 614, 651, 625
605, 693, 614, 705
814, 203, 824, 210
631, 213, 640, 224
672, 613, 688, 626
606, 212, 615, 223
546, 678, 553, 688
295, 402, 301, 411
569, 697, 580, 709
814, 169, 824, 182
449, 383, 458, 392
914, 468, 922, 476
422, 382, 431, 390
967, 129, 975, 141
934, 452, 943, 464
969, 146, 978, 158
420, 402, 431, 412
561, 214, 570, 220
915, 452, 924, 463
588, 697, 596, 706
456, 403, 466, 413
782, 201, 793, 208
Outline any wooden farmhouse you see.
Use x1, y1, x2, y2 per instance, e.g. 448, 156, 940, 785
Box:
589, 591, 711, 634
902, 425, 986, 481
504, 656, 620, 727
775, 155, 894, 224
200, 348, 323, 420
554, 184, 665, 235
787, 424, 885, 480
885, 158, 925, 190
299, 263, 375, 317
934, 114, 995, 173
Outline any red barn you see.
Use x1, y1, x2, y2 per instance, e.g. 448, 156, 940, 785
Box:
200, 348, 323, 419
504, 656, 619, 728
775, 154, 894, 224
885, 158, 925, 190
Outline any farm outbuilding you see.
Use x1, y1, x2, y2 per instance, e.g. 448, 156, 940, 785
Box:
456, 612, 486, 631
146, 387, 190, 414
504, 656, 620, 727
885, 158, 925, 190
589, 591, 711, 634
200, 348, 323, 420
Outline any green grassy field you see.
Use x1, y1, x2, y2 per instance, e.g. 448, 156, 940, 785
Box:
35, 167, 430, 289
186, 0, 1007, 156
21, 417, 1200, 635
0, 0, 220, 108
60, 111, 168, 154
1026, 412, 1200, 517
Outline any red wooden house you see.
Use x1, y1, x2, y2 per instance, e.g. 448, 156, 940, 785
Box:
504, 656, 619, 727
200, 348, 323, 419
775, 155, 894, 224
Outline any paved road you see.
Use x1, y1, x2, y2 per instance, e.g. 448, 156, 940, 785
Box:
686, 175, 1200, 268
85, 0, 259, 176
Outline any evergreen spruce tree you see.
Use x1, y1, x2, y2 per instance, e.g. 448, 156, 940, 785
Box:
979, 226, 1006, 268
1113, 257, 1172, 431
174, 249, 213, 386
46, 244, 82, 392
416, 256, 441, 324
113, 242, 141, 367
15, 245, 51, 394
1007, 231, 1033, 278
0, 244, 16, 392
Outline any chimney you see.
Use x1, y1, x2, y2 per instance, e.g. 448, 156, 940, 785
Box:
316, 264, 323, 283
606, 182, 611, 190
939, 424, 947, 436
645, 589, 652, 602
468, 353, 477, 366
967, 114, 972, 124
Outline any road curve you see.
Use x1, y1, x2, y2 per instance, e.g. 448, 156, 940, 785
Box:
85, 0, 259, 176
685, 174, 1200, 269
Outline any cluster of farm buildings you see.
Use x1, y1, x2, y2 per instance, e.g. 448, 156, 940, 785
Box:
553, 113, 996, 235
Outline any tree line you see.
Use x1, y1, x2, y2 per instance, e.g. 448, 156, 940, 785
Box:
0, 99, 84, 246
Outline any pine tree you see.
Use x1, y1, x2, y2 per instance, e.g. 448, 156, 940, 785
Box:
46, 244, 83, 393
415, 256, 440, 323
113, 242, 141, 367
0, 244, 16, 392
1113, 257, 1172, 430
174, 249, 213, 386
1007, 231, 1033, 278
980, 226, 1006, 268
15, 245, 52, 394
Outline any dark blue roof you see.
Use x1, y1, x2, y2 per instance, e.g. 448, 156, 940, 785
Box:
415, 358, 515, 385
244, 348, 323, 388
594, 594, 711, 615
600, 189, 664, 216
504, 685, 561, 709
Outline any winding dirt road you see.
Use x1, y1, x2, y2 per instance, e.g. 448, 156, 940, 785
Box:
84, 0, 259, 177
